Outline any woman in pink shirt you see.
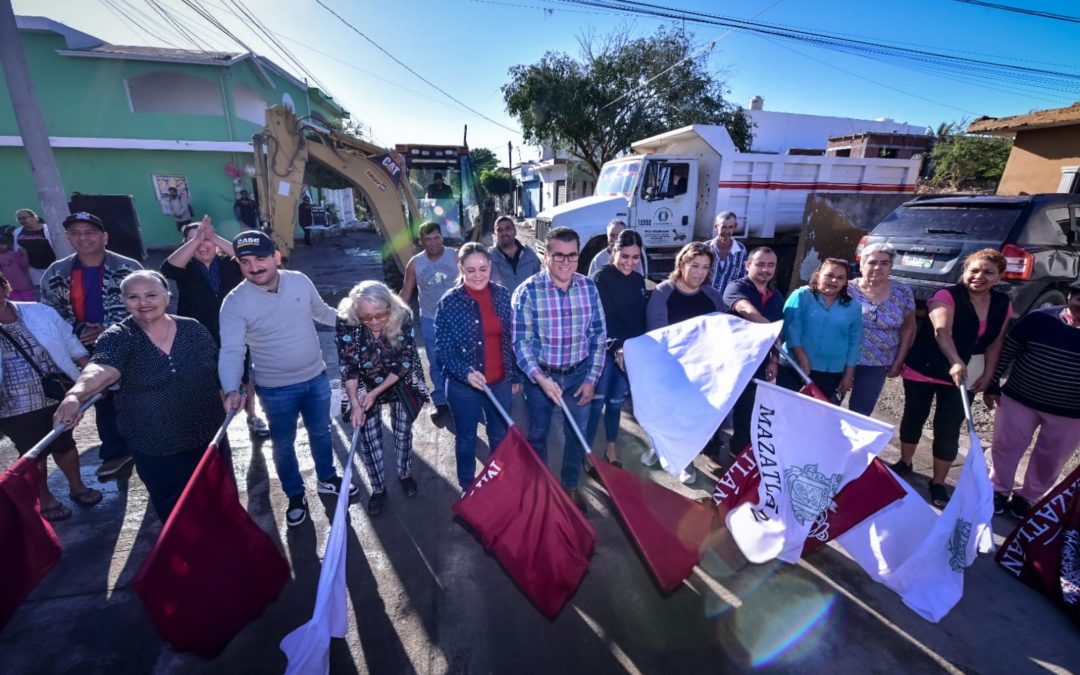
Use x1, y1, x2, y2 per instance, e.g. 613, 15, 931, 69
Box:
0, 229, 34, 300
894, 248, 1013, 506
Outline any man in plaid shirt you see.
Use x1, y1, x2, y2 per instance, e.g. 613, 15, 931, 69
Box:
710, 210, 747, 297
512, 227, 606, 513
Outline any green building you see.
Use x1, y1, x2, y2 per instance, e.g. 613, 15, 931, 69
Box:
1, 16, 348, 248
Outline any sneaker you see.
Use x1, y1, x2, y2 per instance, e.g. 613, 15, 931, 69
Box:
317, 476, 359, 499
96, 455, 133, 478
640, 448, 658, 467
286, 494, 309, 528
993, 492, 1009, 515
367, 491, 385, 516
928, 481, 949, 508
1008, 495, 1030, 519
247, 415, 271, 438
567, 488, 587, 515
680, 466, 697, 485
429, 404, 450, 422
400, 476, 418, 497
890, 459, 913, 476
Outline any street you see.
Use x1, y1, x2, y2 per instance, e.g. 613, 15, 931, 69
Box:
2, 228, 1078, 675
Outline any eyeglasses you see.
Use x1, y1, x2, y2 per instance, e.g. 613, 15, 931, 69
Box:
359, 311, 389, 323
549, 252, 579, 263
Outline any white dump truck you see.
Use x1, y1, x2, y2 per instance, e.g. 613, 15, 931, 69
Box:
534, 124, 922, 279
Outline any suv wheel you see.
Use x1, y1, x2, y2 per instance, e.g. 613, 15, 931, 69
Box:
1031, 289, 1066, 312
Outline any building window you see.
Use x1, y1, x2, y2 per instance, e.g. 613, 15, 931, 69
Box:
834, 148, 851, 157
878, 147, 899, 159
126, 71, 224, 115
233, 83, 267, 125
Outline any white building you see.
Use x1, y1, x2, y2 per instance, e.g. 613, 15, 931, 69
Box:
746, 96, 928, 154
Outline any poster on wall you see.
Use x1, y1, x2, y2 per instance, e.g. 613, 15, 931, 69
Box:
152, 174, 190, 200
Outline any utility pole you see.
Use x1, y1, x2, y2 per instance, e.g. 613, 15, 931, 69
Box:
0, 1, 73, 257
507, 140, 515, 219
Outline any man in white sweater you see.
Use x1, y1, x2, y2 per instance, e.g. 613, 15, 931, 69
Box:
219, 231, 355, 527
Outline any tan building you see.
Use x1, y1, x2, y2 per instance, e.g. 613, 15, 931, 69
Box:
968, 102, 1080, 195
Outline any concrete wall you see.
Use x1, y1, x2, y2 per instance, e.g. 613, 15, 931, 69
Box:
791, 193, 913, 287
996, 126, 1080, 195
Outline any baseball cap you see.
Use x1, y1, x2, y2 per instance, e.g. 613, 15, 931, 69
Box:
62, 212, 105, 231
232, 230, 276, 257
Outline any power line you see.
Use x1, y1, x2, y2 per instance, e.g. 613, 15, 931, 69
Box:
952, 0, 1080, 24
99, 0, 183, 48
600, 0, 785, 110
144, 0, 207, 51
311, 0, 521, 135
549, 0, 1080, 92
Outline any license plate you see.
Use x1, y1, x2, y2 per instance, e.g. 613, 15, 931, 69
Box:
902, 253, 933, 269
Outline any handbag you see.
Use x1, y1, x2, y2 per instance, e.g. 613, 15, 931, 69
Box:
393, 379, 426, 423
0, 326, 75, 400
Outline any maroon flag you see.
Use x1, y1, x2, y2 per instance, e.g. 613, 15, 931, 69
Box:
453, 426, 595, 619
590, 457, 717, 592
996, 465, 1080, 625
132, 444, 290, 658
0, 457, 62, 632
711, 382, 905, 554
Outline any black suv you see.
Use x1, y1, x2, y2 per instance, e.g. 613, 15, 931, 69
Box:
859, 194, 1080, 313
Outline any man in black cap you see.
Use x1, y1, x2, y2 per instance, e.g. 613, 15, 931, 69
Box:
218, 230, 353, 527
40, 212, 142, 477
233, 189, 259, 230
425, 172, 453, 200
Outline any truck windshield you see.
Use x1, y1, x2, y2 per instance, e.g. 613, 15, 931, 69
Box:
873, 206, 1023, 240
595, 160, 641, 198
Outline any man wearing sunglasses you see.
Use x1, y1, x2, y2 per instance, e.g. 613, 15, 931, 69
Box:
218, 230, 354, 528
511, 226, 607, 513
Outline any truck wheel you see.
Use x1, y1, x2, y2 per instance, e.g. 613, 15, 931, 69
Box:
1030, 289, 1065, 313
382, 255, 405, 293
578, 236, 607, 275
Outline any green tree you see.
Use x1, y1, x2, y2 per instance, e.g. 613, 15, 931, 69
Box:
480, 167, 515, 196
502, 25, 751, 178
470, 147, 499, 173
929, 124, 1012, 190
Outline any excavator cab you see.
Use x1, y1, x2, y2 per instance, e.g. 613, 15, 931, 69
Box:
395, 144, 484, 244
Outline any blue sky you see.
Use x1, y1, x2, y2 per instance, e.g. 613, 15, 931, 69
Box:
16, 0, 1080, 161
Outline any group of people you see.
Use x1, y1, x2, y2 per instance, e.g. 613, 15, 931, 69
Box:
3, 206, 1078, 533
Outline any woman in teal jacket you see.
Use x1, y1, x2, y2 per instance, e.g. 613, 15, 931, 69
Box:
780, 258, 863, 402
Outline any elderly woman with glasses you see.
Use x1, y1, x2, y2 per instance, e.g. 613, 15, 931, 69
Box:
847, 243, 916, 416
780, 258, 863, 402
336, 280, 428, 515
53, 270, 225, 521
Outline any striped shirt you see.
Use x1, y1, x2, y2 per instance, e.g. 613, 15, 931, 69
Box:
710, 238, 747, 296
990, 306, 1080, 419
511, 270, 606, 385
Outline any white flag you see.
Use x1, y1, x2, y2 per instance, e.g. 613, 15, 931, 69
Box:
280, 447, 356, 674
836, 427, 994, 622
623, 313, 782, 477
726, 381, 895, 564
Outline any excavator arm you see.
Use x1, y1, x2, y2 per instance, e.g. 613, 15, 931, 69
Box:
253, 105, 420, 282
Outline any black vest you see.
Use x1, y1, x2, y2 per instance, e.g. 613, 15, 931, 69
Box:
905, 285, 1010, 382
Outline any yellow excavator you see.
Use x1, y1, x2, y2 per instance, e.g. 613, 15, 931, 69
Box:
252, 105, 487, 286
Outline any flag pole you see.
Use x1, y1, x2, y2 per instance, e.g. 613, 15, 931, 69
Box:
958, 384, 977, 433
25, 393, 102, 461
777, 345, 812, 385
557, 396, 593, 456
211, 408, 240, 447
481, 382, 515, 428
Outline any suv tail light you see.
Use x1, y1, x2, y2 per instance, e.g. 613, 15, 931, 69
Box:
854, 235, 869, 262
1002, 244, 1033, 280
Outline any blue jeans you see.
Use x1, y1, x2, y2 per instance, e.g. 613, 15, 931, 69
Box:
420, 317, 447, 406
849, 365, 889, 417
95, 394, 129, 462
523, 361, 593, 489
586, 352, 629, 446
256, 372, 336, 498
447, 378, 511, 490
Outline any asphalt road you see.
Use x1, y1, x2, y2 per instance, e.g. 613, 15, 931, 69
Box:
2, 228, 1078, 674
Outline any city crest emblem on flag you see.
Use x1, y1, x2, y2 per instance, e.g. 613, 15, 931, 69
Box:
948, 519, 972, 572
784, 464, 842, 525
